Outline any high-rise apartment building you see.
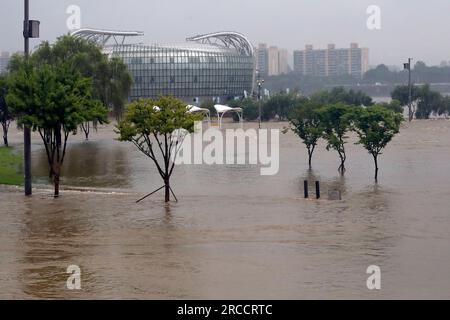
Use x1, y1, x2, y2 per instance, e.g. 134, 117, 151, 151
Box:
256, 44, 290, 76
0, 52, 10, 74
256, 43, 269, 76
278, 48, 290, 75
293, 43, 369, 78
268, 46, 280, 76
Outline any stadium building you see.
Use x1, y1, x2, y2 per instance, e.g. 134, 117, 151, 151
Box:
72, 29, 255, 103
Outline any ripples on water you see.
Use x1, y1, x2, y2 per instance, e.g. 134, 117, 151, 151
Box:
1, 120, 450, 299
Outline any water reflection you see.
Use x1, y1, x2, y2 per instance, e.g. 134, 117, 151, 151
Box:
298, 169, 348, 199
1, 120, 450, 298
32, 141, 133, 189
19, 196, 95, 298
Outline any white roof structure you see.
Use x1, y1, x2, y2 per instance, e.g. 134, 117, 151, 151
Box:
186, 31, 254, 57
71, 28, 144, 46
187, 105, 207, 113
187, 105, 211, 122
214, 104, 243, 128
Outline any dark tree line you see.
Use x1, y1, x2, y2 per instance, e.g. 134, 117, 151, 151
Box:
392, 84, 450, 119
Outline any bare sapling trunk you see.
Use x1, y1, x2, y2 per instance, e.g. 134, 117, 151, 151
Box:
164, 177, 170, 202
373, 153, 379, 183
81, 122, 90, 140
307, 145, 315, 169
53, 161, 60, 198
54, 126, 62, 198
338, 151, 346, 175
308, 151, 313, 169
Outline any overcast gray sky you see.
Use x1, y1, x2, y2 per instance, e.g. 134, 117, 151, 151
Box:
1, 0, 449, 66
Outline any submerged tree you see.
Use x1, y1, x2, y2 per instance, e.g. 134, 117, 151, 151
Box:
116, 96, 202, 202
319, 103, 355, 174
287, 101, 324, 169
7, 56, 107, 197
0, 75, 13, 147
415, 84, 443, 119
351, 106, 403, 182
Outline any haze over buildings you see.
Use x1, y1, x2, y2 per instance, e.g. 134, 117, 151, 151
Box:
2, 0, 450, 66
256, 44, 290, 76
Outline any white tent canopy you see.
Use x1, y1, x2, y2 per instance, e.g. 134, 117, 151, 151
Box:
214, 104, 243, 128
187, 105, 211, 122
151, 105, 212, 124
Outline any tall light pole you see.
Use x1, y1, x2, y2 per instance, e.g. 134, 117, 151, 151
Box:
23, 0, 32, 196
404, 58, 413, 122
23, 0, 39, 196
256, 70, 264, 129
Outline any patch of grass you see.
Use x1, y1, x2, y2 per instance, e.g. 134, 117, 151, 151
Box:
0, 146, 23, 186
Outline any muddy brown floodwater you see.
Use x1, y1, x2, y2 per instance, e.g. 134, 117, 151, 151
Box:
1, 120, 450, 299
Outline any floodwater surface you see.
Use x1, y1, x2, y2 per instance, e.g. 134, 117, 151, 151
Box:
0, 120, 449, 299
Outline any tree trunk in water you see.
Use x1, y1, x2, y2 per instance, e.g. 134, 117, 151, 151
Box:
54, 126, 62, 198
308, 150, 312, 169
53, 162, 60, 198
164, 179, 170, 202
2, 124, 7, 147
373, 154, 379, 182
338, 159, 345, 175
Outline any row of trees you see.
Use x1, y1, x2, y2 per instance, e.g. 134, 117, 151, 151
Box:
365, 61, 450, 84
265, 61, 450, 94
391, 84, 450, 119
198, 87, 402, 182
0, 35, 132, 197
287, 101, 403, 181
200, 87, 376, 122
201, 84, 450, 124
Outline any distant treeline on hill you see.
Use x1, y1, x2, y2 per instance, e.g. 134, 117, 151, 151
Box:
265, 61, 450, 96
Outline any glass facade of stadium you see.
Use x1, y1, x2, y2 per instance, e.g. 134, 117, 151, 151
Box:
111, 43, 255, 101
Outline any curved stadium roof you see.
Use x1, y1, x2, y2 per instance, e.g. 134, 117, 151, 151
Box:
71, 29, 254, 57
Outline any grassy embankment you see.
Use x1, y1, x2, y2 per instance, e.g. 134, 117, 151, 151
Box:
0, 146, 23, 185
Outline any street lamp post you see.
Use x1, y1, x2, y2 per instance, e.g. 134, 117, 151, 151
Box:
404, 58, 413, 122
23, 0, 32, 196
256, 71, 264, 129
23, 0, 39, 196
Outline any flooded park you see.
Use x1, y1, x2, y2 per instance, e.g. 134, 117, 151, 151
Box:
1, 119, 450, 299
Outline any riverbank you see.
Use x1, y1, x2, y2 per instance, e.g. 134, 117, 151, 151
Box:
0, 146, 22, 186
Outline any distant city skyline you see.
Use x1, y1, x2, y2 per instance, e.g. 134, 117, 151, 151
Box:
1, 0, 450, 67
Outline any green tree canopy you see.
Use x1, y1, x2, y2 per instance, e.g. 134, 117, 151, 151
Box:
29, 35, 132, 122
116, 96, 202, 202
318, 103, 356, 173
229, 98, 259, 121
350, 106, 403, 181
391, 85, 420, 107
311, 87, 374, 107
6, 51, 107, 197
374, 99, 404, 114
262, 92, 307, 121
287, 101, 324, 168
415, 84, 444, 119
